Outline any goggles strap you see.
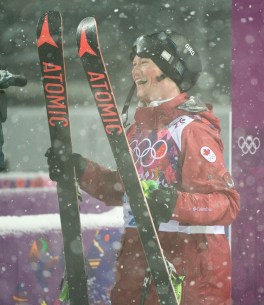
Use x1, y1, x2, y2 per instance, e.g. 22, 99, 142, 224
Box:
121, 82, 136, 128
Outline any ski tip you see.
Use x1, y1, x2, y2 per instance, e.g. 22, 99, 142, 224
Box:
76, 17, 98, 58
77, 17, 96, 30
76, 17, 96, 39
37, 10, 61, 26
36, 11, 62, 48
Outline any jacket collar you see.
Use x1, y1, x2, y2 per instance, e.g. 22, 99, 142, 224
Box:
134, 93, 190, 130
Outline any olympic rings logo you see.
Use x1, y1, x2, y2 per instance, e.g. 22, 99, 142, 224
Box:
238, 135, 260, 155
130, 138, 168, 167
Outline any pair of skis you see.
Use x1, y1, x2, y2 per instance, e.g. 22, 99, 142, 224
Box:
37, 11, 179, 305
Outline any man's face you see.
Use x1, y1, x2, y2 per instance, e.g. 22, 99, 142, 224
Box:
132, 55, 164, 103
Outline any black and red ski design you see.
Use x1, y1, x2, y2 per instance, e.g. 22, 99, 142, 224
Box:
37, 11, 89, 305
76, 17, 179, 305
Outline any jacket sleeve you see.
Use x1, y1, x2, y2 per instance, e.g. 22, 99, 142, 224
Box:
79, 159, 125, 206
173, 120, 240, 226
78, 124, 138, 206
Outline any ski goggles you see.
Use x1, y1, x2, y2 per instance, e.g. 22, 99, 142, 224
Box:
130, 31, 176, 61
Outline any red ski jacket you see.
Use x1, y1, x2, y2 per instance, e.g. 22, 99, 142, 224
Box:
80, 93, 240, 229
79, 92, 240, 305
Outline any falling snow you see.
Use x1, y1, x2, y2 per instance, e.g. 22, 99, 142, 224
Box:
0, 0, 263, 305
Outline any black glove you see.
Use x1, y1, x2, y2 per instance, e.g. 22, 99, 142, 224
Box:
0, 70, 27, 89
147, 185, 178, 228
45, 147, 87, 182
0, 90, 7, 123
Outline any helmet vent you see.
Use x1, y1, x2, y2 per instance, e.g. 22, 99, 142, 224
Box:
175, 61, 185, 76
161, 50, 173, 63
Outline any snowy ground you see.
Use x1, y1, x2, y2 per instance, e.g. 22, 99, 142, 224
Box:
0, 206, 123, 236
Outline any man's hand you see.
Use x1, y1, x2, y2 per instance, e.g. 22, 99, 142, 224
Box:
146, 182, 178, 228
45, 147, 86, 182
141, 179, 159, 198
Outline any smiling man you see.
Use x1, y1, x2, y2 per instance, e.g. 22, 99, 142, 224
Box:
132, 55, 181, 104
46, 30, 240, 305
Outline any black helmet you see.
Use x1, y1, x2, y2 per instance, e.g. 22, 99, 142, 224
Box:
130, 30, 202, 91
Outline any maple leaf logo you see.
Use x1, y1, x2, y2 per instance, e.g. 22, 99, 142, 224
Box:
202, 148, 211, 156
200, 146, 216, 163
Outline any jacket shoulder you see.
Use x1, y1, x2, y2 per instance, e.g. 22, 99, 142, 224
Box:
168, 114, 199, 151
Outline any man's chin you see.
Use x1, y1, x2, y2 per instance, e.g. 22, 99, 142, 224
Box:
136, 90, 149, 103
137, 96, 150, 105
